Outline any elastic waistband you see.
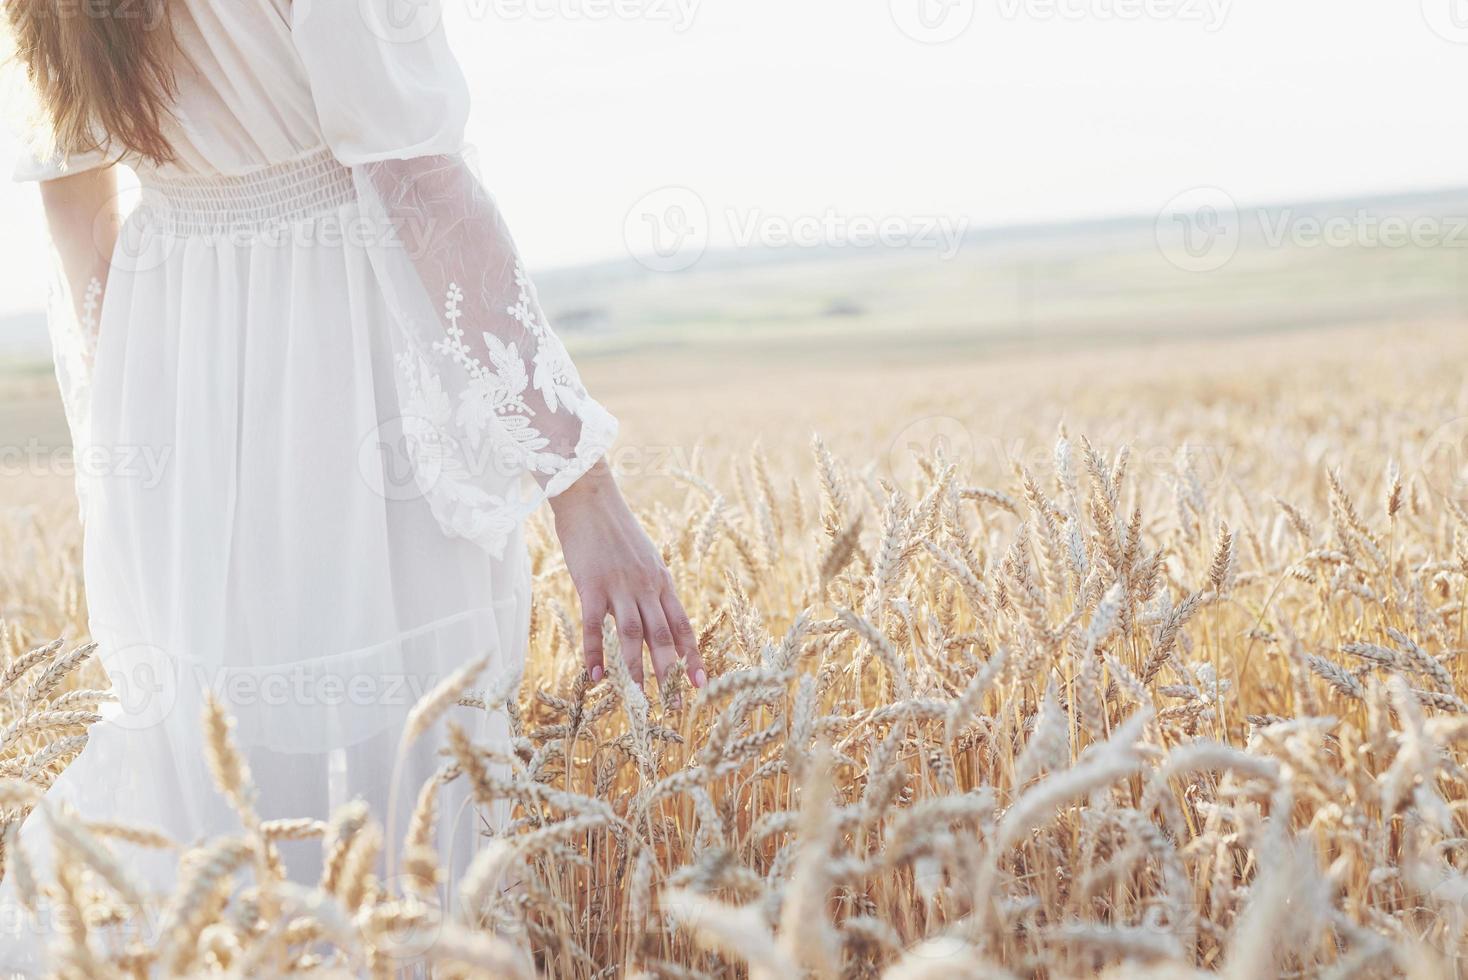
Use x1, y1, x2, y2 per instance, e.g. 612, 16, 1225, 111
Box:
135, 148, 356, 237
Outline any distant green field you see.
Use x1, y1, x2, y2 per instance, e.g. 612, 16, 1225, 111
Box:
531, 188, 1468, 365
4, 187, 1465, 441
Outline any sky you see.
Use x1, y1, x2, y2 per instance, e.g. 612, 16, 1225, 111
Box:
1, 0, 1466, 316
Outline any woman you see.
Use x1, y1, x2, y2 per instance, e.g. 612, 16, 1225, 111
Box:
0, 0, 703, 963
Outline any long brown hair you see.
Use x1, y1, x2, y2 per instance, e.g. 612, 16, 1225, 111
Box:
6, 0, 177, 164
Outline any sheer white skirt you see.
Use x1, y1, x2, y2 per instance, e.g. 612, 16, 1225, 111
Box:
1, 152, 527, 970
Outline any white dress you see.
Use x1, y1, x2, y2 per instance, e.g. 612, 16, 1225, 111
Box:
1, 0, 615, 967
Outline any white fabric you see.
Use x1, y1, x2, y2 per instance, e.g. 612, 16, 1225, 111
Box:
2, 0, 612, 968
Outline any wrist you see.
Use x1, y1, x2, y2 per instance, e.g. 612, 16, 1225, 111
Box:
550, 458, 617, 517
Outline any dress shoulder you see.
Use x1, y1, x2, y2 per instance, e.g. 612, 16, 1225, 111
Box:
289, 0, 470, 165
13, 147, 111, 182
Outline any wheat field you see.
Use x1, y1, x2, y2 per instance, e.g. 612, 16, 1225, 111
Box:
4, 319, 1468, 977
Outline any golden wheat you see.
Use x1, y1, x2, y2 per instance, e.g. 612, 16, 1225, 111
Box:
6, 325, 1468, 976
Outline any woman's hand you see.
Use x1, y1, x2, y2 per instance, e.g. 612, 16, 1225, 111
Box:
550, 460, 705, 692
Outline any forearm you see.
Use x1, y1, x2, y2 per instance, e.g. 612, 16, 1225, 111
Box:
39, 166, 120, 318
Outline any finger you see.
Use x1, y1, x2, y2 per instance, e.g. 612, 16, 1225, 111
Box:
581, 593, 609, 683
612, 598, 646, 686
660, 590, 706, 688
637, 597, 680, 690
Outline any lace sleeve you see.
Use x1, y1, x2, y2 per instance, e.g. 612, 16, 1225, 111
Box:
293, 0, 617, 557
46, 263, 102, 454
350, 157, 618, 556
7, 70, 112, 475
34, 173, 117, 517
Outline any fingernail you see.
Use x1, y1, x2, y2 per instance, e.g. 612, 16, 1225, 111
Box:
693, 669, 707, 688
590, 666, 604, 682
